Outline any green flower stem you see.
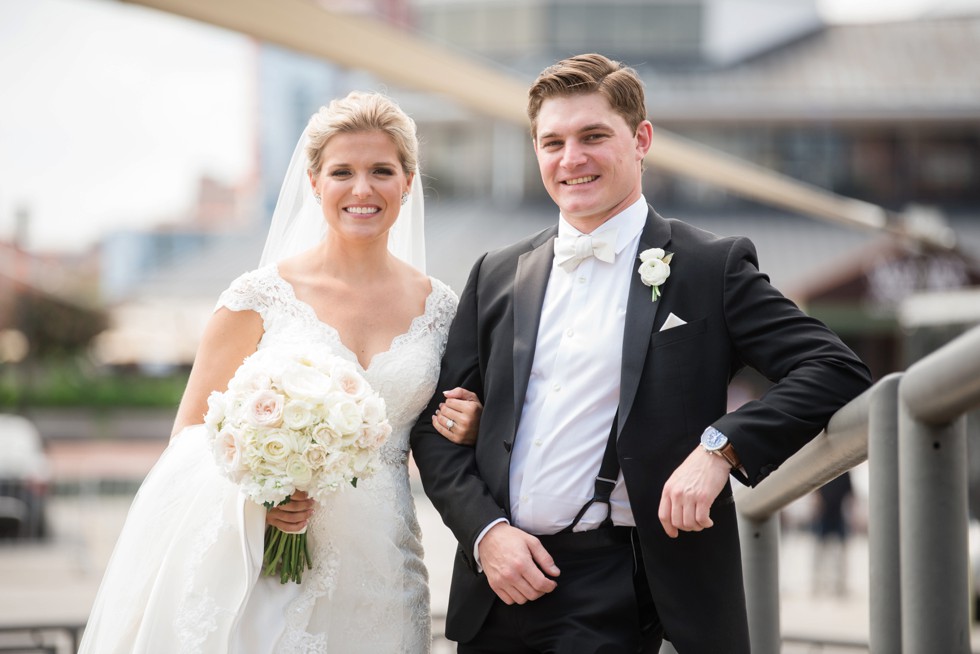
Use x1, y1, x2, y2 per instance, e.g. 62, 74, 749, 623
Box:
262, 526, 312, 584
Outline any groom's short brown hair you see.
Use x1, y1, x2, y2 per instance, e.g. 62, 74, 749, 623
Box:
527, 53, 648, 140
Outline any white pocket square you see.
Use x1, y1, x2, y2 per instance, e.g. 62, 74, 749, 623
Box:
660, 312, 687, 331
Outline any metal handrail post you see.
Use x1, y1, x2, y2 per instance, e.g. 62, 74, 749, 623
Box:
735, 383, 873, 653
737, 513, 781, 654
896, 325, 980, 653
901, 325, 980, 424
867, 373, 902, 653
898, 400, 971, 653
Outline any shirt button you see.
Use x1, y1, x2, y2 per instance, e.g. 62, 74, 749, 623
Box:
565, 328, 574, 337
577, 277, 586, 284
520, 495, 529, 503
534, 439, 542, 447
552, 383, 561, 392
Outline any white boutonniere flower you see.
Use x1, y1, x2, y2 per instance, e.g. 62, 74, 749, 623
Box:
637, 248, 674, 301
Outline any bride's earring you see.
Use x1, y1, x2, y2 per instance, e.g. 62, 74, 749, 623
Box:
314, 193, 322, 205
400, 192, 409, 206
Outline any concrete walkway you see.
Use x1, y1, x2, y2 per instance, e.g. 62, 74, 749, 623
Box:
0, 441, 974, 652
0, 491, 872, 650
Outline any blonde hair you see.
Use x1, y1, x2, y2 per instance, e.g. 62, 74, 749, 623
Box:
305, 91, 419, 177
527, 53, 647, 140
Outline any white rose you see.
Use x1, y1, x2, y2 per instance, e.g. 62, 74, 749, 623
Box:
304, 442, 330, 470
328, 399, 363, 435
281, 364, 334, 403
213, 428, 245, 479
237, 428, 263, 464
257, 430, 292, 464
638, 258, 670, 287
228, 363, 272, 393
357, 423, 391, 450
311, 423, 343, 448
334, 366, 368, 400
246, 389, 285, 428
359, 395, 387, 426
282, 400, 315, 430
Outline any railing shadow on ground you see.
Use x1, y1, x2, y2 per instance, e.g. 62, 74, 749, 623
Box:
736, 323, 980, 654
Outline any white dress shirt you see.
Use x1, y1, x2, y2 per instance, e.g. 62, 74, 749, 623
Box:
508, 197, 648, 535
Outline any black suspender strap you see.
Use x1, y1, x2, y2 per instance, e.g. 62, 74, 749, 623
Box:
558, 411, 620, 534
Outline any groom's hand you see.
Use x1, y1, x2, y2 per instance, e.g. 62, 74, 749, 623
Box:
478, 523, 560, 604
658, 447, 732, 538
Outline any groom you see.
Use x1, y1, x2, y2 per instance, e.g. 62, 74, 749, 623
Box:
411, 53, 871, 653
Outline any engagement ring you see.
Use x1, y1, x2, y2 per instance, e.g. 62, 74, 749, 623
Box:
445, 419, 455, 430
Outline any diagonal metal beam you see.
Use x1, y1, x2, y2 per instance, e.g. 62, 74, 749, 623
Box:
120, 0, 940, 243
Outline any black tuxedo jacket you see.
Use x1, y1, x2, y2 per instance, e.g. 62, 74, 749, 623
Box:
411, 207, 871, 651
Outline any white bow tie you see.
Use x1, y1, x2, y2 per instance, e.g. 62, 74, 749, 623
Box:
553, 229, 619, 272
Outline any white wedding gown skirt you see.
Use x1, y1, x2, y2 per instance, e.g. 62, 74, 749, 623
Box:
79, 266, 458, 653
80, 425, 257, 653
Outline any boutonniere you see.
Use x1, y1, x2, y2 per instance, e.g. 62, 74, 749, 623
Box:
637, 248, 674, 301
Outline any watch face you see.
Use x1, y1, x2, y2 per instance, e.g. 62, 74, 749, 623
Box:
701, 427, 728, 451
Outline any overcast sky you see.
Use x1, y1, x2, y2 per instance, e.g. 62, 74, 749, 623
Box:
0, 0, 252, 252
1, 0, 977, 252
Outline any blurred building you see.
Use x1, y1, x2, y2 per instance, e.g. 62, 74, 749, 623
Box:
409, 3, 980, 212
408, 1, 980, 378
94, 1, 980, 373
0, 240, 103, 363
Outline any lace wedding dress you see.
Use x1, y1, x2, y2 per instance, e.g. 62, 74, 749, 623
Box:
80, 264, 457, 653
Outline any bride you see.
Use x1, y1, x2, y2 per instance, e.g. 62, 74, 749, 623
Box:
79, 91, 480, 653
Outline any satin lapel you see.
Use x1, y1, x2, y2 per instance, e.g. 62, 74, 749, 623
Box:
513, 231, 557, 431
619, 208, 672, 433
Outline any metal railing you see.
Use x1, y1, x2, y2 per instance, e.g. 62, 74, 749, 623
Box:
736, 324, 980, 653
0, 625, 84, 654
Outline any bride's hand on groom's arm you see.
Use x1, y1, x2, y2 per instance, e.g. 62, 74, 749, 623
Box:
432, 387, 483, 446
266, 491, 315, 532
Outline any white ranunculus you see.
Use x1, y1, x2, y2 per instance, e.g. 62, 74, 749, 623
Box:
638, 258, 670, 287
285, 455, 313, 487
639, 247, 666, 264
247, 389, 285, 428
328, 399, 363, 435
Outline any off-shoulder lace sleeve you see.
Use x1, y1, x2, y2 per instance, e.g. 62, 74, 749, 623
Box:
213, 265, 285, 323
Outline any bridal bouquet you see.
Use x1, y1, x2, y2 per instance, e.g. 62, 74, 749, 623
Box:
204, 344, 391, 583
